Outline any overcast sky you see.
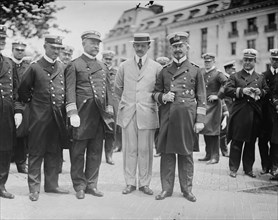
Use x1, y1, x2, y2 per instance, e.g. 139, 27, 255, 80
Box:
4, 0, 203, 58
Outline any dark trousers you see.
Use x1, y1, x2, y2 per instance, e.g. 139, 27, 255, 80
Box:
28, 152, 60, 193
258, 133, 278, 172
104, 132, 113, 161
13, 137, 28, 165
229, 139, 256, 173
0, 150, 12, 191
114, 125, 122, 151
204, 135, 220, 161
160, 153, 193, 194
220, 127, 229, 155
70, 125, 104, 192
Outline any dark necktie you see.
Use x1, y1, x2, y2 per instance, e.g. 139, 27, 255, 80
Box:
274, 69, 277, 75
138, 58, 142, 70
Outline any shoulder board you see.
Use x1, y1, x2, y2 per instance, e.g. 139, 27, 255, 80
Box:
190, 61, 199, 68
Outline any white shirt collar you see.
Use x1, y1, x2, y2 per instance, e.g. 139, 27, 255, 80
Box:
135, 53, 147, 65
270, 66, 278, 75
11, 56, 23, 65
44, 54, 56, 64
244, 68, 254, 75
205, 66, 216, 73
224, 72, 230, 78
83, 52, 96, 60
172, 55, 187, 65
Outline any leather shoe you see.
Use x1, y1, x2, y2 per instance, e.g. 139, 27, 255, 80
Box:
76, 190, 85, 199
17, 164, 28, 174
139, 186, 153, 195
198, 156, 210, 161
85, 188, 104, 197
29, 192, 39, 201
229, 171, 237, 178
206, 158, 218, 164
0, 189, 15, 199
183, 192, 196, 202
245, 171, 256, 178
45, 187, 69, 194
155, 191, 171, 200
106, 158, 115, 165
122, 185, 136, 194
260, 168, 269, 175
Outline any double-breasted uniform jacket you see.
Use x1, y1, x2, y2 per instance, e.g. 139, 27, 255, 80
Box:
200, 67, 227, 136
114, 57, 162, 130
65, 54, 113, 140
153, 60, 206, 155
10, 57, 30, 137
224, 69, 269, 142
18, 57, 67, 155
261, 69, 278, 144
0, 55, 16, 151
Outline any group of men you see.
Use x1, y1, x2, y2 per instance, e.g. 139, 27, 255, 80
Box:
1, 23, 278, 204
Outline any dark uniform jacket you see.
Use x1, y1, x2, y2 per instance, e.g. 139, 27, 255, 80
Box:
200, 67, 227, 135
261, 69, 278, 144
0, 55, 16, 151
153, 60, 206, 155
65, 54, 113, 140
10, 58, 30, 137
18, 57, 66, 155
225, 69, 269, 142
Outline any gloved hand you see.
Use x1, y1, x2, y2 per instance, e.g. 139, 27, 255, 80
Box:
106, 105, 114, 115
221, 116, 227, 130
194, 122, 204, 133
208, 95, 218, 102
14, 113, 23, 129
162, 91, 175, 103
70, 114, 80, 127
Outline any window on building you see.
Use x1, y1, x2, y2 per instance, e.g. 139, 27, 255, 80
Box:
158, 17, 168, 26
231, 21, 237, 32
173, 13, 183, 23
189, 9, 200, 19
268, 13, 276, 26
201, 28, 207, 56
247, 17, 257, 32
231, 42, 236, 55
247, 39, 256, 49
115, 45, 118, 55
145, 21, 154, 29
267, 36, 274, 51
122, 44, 126, 54
206, 4, 218, 14
265, 13, 277, 32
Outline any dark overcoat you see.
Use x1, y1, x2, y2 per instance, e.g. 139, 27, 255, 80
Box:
0, 55, 15, 151
225, 69, 269, 142
200, 68, 227, 136
262, 69, 278, 144
65, 54, 113, 140
18, 57, 66, 155
153, 60, 206, 155
11, 58, 30, 137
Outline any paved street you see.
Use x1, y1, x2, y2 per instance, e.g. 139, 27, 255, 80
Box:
1, 137, 277, 220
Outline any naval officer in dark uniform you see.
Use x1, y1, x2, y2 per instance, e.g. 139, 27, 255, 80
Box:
65, 30, 113, 199
153, 32, 206, 202
18, 35, 69, 201
225, 49, 269, 178
0, 25, 19, 199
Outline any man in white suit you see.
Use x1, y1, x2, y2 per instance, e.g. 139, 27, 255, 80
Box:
114, 33, 162, 195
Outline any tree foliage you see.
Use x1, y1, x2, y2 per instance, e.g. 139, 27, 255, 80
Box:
0, 0, 69, 39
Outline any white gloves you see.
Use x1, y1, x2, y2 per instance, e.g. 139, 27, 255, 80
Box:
221, 116, 227, 130
106, 105, 114, 115
14, 113, 23, 129
194, 122, 204, 133
70, 114, 80, 127
162, 91, 175, 103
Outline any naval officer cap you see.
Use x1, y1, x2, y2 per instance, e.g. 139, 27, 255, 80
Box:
156, 57, 170, 67
44, 35, 64, 47
202, 52, 216, 61
223, 60, 235, 69
81, 30, 101, 42
270, 49, 278, 58
102, 50, 115, 59
130, 33, 153, 43
242, 48, 258, 59
167, 32, 189, 46
12, 40, 27, 50
0, 25, 7, 38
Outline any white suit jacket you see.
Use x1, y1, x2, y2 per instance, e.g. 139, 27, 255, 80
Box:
114, 57, 162, 129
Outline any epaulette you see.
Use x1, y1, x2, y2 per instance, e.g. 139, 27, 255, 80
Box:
190, 61, 199, 68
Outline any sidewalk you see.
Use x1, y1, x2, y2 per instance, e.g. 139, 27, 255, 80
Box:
1, 138, 277, 220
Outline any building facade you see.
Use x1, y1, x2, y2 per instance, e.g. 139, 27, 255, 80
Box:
103, 0, 278, 72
